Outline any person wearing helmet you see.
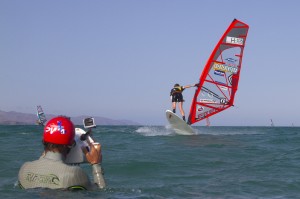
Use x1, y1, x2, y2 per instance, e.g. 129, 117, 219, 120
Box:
170, 83, 197, 121
18, 116, 105, 190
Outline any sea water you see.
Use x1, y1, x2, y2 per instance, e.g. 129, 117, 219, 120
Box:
1, 125, 300, 198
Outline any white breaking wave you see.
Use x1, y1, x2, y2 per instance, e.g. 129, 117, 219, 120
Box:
135, 126, 174, 136
136, 126, 264, 137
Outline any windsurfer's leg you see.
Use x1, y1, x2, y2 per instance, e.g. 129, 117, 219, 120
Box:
179, 102, 185, 121
172, 102, 176, 113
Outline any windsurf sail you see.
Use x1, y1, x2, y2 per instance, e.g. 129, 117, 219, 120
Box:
36, 105, 47, 126
188, 19, 249, 125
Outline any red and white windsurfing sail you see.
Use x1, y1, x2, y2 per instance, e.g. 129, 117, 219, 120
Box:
188, 19, 249, 125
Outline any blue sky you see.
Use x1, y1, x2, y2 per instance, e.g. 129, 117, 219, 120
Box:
1, 0, 299, 126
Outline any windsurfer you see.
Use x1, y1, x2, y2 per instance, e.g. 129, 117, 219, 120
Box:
170, 83, 197, 122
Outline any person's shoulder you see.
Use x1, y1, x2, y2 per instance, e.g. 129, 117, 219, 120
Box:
19, 161, 30, 172
19, 159, 38, 169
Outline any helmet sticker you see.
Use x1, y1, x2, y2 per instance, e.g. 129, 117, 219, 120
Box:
57, 121, 66, 134
45, 121, 66, 135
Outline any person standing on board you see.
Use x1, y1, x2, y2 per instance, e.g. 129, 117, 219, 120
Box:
170, 83, 197, 121
18, 116, 106, 190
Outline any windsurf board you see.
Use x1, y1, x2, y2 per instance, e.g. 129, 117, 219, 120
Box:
166, 110, 194, 135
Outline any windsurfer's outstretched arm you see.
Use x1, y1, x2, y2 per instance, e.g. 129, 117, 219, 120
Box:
183, 84, 198, 89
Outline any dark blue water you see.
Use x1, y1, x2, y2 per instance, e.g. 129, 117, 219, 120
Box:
1, 125, 300, 198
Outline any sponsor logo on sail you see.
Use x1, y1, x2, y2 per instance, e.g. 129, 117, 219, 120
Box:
220, 98, 228, 104
226, 36, 244, 45
225, 58, 238, 67
213, 62, 238, 74
225, 58, 237, 63
199, 99, 216, 103
219, 85, 228, 91
197, 108, 218, 119
214, 70, 225, 76
197, 106, 204, 112
228, 74, 233, 85
215, 81, 226, 86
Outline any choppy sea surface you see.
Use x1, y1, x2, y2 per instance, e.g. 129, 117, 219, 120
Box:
1, 125, 300, 199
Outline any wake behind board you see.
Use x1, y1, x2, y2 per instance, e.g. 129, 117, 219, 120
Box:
166, 110, 194, 135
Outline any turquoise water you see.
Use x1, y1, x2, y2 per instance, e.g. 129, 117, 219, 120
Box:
1, 125, 300, 198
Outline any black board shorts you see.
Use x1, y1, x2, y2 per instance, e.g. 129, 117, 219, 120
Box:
172, 93, 184, 102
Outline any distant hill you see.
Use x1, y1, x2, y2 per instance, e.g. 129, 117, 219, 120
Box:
0, 110, 139, 125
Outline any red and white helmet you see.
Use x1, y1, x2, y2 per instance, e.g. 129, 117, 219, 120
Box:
43, 116, 75, 145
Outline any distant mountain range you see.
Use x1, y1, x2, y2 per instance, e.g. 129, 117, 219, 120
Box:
0, 110, 140, 125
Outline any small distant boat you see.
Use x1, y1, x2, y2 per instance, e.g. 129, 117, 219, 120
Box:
36, 105, 47, 126
270, 119, 275, 127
